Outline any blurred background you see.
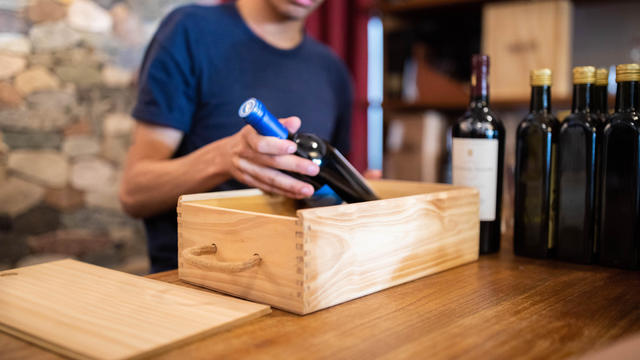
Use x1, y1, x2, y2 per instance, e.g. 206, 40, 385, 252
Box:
0, 0, 198, 274
0, 0, 639, 274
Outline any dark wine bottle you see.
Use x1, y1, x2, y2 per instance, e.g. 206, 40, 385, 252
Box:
452, 54, 505, 254
238, 98, 378, 203
514, 69, 559, 258
556, 66, 599, 264
592, 67, 608, 257
593, 68, 609, 124
599, 63, 640, 270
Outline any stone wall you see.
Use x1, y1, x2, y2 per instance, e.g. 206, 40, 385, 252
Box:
0, 0, 196, 274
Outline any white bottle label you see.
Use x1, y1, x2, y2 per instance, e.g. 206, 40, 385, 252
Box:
452, 138, 499, 221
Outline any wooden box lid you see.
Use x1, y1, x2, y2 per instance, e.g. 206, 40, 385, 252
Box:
0, 259, 270, 360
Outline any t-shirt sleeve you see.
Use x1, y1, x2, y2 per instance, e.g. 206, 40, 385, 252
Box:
132, 10, 198, 132
330, 63, 354, 155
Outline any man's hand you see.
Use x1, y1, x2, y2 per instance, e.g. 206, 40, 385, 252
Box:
363, 169, 382, 180
225, 116, 320, 199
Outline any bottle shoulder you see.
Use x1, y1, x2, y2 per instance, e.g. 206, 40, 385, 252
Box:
458, 106, 502, 121
560, 112, 599, 133
454, 106, 505, 138
606, 111, 640, 124
518, 113, 558, 133
604, 111, 640, 135
291, 132, 329, 164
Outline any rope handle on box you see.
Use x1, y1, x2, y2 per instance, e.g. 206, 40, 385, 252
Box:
182, 244, 261, 273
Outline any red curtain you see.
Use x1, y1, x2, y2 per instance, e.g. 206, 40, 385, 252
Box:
306, 0, 372, 172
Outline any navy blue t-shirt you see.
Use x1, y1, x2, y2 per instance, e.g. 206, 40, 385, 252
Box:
132, 3, 353, 273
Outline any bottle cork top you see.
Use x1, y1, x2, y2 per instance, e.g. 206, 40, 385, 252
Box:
595, 68, 609, 86
530, 68, 552, 86
573, 66, 596, 84
616, 63, 640, 82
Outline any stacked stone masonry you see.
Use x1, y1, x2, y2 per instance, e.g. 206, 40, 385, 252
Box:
0, 0, 195, 274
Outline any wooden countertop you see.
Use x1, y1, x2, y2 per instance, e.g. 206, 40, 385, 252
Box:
2, 240, 639, 360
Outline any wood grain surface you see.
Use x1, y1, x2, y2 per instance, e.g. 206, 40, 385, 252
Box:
0, 260, 270, 360
299, 181, 479, 313
3, 241, 637, 360
178, 196, 304, 313
178, 180, 479, 314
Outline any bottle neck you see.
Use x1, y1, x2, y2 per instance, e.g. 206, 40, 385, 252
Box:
571, 83, 593, 113
470, 67, 489, 108
593, 85, 608, 114
470, 95, 489, 108
615, 81, 639, 113
530, 85, 551, 113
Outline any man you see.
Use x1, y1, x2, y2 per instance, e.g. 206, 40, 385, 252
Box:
120, 0, 356, 273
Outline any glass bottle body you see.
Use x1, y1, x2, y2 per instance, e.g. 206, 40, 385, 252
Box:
599, 80, 640, 269
514, 85, 559, 258
291, 132, 377, 203
452, 100, 505, 254
556, 83, 599, 264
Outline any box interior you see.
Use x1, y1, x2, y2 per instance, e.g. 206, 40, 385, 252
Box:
193, 195, 300, 217
183, 180, 458, 217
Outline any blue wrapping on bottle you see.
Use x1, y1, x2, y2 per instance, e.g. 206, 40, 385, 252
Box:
238, 98, 289, 139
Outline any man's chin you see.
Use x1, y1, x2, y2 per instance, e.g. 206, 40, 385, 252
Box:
272, 0, 322, 20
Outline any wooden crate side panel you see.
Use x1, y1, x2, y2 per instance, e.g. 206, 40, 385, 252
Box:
369, 179, 466, 199
178, 203, 304, 314
180, 188, 264, 202
299, 189, 479, 314
180, 191, 299, 218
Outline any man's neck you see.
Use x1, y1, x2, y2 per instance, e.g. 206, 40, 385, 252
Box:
236, 0, 305, 50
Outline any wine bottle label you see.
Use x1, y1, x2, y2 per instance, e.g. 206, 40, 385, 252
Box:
452, 138, 499, 221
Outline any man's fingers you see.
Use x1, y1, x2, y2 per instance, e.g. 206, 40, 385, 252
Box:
234, 158, 314, 198
236, 171, 302, 199
249, 153, 319, 176
241, 116, 302, 156
235, 117, 317, 198
363, 169, 382, 180
242, 126, 296, 155
280, 116, 301, 134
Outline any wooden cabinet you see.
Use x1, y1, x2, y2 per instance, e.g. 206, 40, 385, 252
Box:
483, 0, 572, 102
380, 0, 575, 110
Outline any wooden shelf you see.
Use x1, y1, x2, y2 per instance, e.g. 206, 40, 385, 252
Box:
379, 0, 485, 13
493, 96, 573, 109
383, 98, 468, 112
383, 96, 576, 113
379, 0, 618, 13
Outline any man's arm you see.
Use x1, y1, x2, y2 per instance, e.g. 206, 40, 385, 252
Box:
119, 117, 319, 219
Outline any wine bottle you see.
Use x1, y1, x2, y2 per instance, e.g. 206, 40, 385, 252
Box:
593, 68, 609, 124
514, 69, 559, 258
452, 54, 505, 254
599, 63, 640, 270
556, 66, 599, 264
238, 98, 378, 203
593, 67, 608, 256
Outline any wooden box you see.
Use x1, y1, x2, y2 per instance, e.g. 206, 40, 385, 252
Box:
178, 180, 479, 315
482, 0, 572, 102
